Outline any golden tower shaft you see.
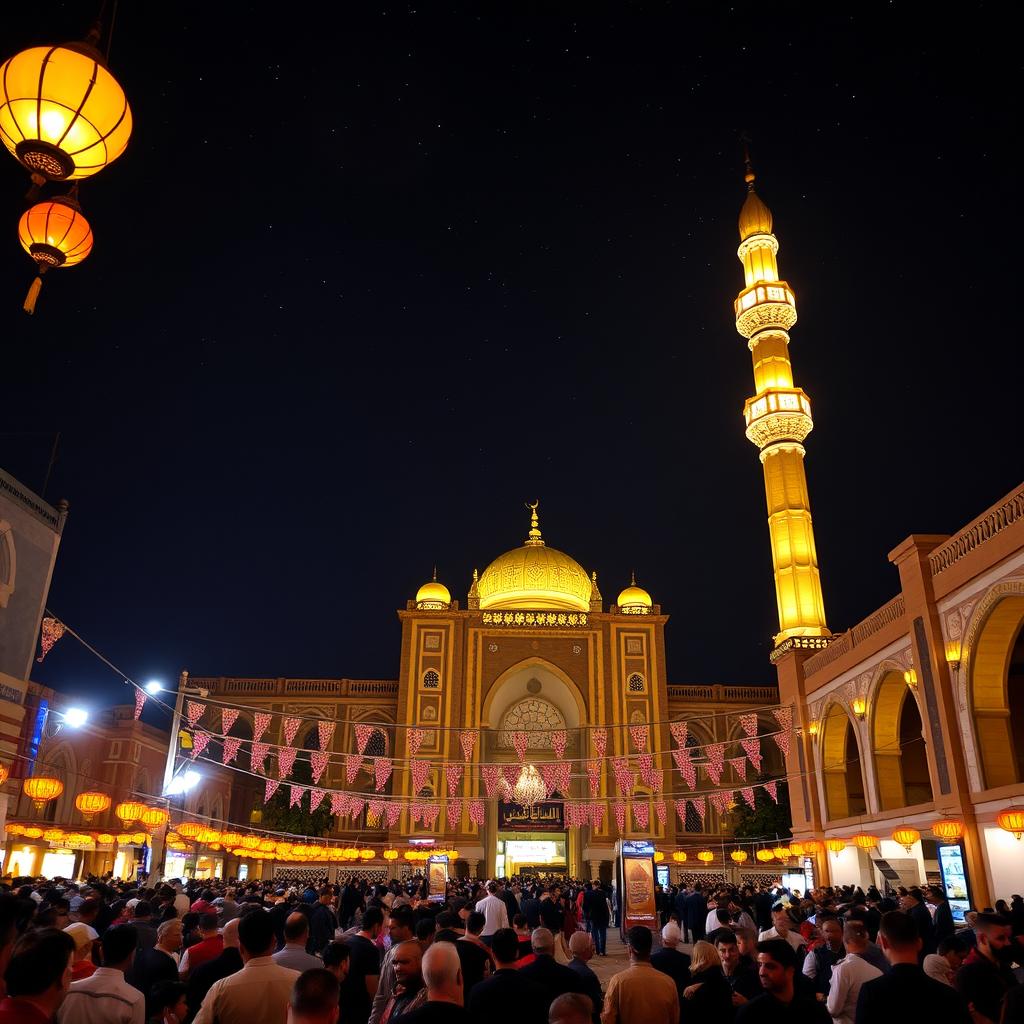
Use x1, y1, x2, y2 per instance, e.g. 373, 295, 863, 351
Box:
735, 161, 829, 646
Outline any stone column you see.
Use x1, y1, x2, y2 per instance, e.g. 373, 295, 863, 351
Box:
587, 860, 602, 881
469, 860, 480, 879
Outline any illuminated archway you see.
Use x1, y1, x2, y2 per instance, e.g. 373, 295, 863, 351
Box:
820, 703, 866, 820
872, 670, 932, 809
969, 595, 1024, 789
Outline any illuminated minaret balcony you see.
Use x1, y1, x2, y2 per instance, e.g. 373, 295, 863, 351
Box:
734, 153, 830, 648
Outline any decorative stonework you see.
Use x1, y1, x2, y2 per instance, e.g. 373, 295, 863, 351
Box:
736, 232, 779, 260
735, 299, 798, 339
497, 697, 566, 750
482, 610, 588, 628
745, 410, 813, 449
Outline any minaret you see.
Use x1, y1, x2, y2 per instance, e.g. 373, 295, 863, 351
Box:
734, 152, 829, 647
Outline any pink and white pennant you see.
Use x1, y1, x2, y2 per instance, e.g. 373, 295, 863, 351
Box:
709, 790, 733, 815
254, 712, 272, 743
265, 778, 281, 802
289, 785, 305, 808
385, 801, 402, 828
310, 751, 329, 785
705, 743, 725, 785
765, 781, 779, 803
675, 798, 689, 824
348, 797, 365, 821
344, 754, 362, 785
654, 799, 667, 827
468, 799, 485, 827
512, 731, 529, 762
406, 728, 426, 757
277, 747, 298, 779
772, 706, 793, 734
186, 701, 206, 728
740, 786, 756, 809
309, 788, 326, 813
36, 617, 65, 663
629, 723, 649, 752
611, 757, 633, 797
374, 756, 393, 792
367, 799, 384, 825
586, 760, 601, 796
638, 753, 658, 789
191, 730, 211, 759
446, 800, 461, 829
613, 801, 626, 832
410, 759, 430, 793
446, 763, 463, 797
221, 708, 239, 736
729, 756, 748, 782
741, 737, 763, 772
773, 730, 792, 759
500, 765, 519, 798
318, 721, 336, 751
589, 802, 606, 830
670, 721, 688, 748
482, 765, 502, 799
222, 737, 242, 765
551, 730, 567, 759
283, 717, 302, 746
460, 730, 477, 761
251, 742, 270, 774
691, 796, 706, 824
632, 801, 649, 830
134, 689, 146, 721
739, 713, 759, 737
354, 724, 373, 754
592, 728, 607, 758
330, 792, 346, 817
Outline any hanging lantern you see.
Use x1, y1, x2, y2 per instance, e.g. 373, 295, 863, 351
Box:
176, 821, 203, 841
0, 764, 9, 786
359, 848, 375, 860
512, 765, 546, 807
852, 833, 879, 851
448, 850, 460, 860
697, 850, 714, 863
258, 840, 276, 853
802, 839, 822, 855
773, 846, 791, 860
0, 35, 132, 184
5, 824, 25, 836
195, 828, 221, 845
789, 841, 805, 857
23, 776, 64, 811
825, 838, 846, 854
140, 807, 169, 830
343, 847, 359, 860
115, 832, 135, 844
383, 849, 399, 861
241, 835, 261, 850
42, 827, 65, 842
96, 833, 115, 845
220, 832, 243, 848
756, 849, 774, 863
730, 849, 748, 864
114, 800, 146, 826
24, 826, 44, 839
17, 193, 94, 314
74, 791, 111, 821
891, 827, 920, 853
672, 851, 687, 863
131, 831, 146, 844
931, 819, 965, 844
996, 809, 1024, 840
653, 851, 665, 863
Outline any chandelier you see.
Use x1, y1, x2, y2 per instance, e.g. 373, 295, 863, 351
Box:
512, 764, 546, 807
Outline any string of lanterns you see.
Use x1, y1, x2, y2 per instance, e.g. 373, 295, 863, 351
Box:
0, 17, 132, 313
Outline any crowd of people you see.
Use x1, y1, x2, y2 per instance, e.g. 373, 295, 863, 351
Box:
0, 871, 1020, 1024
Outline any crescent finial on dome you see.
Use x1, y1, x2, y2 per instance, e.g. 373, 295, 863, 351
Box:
525, 499, 543, 546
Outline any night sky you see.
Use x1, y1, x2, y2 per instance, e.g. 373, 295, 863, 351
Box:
4, 4, 1018, 710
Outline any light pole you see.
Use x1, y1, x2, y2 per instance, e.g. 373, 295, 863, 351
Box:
148, 670, 207, 881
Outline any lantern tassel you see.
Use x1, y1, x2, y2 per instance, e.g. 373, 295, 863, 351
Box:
23, 275, 43, 315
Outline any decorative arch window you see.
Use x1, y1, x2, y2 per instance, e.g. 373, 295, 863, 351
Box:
627, 672, 646, 694
497, 697, 567, 750
422, 670, 440, 690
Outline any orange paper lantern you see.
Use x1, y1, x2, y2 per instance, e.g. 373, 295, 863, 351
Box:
825, 838, 846, 854
789, 842, 805, 857
0, 763, 9, 786
802, 839, 822, 855
996, 809, 1024, 840
756, 849, 774, 862
672, 851, 687, 863
75, 791, 111, 820
140, 807, 169, 830
891, 827, 920, 853
931, 819, 965, 844
852, 833, 879, 851
176, 821, 203, 841
23, 776, 64, 810
730, 849, 748, 863
697, 850, 714, 863
114, 800, 146, 825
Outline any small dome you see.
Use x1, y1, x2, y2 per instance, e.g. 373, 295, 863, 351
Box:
416, 573, 451, 609
738, 188, 773, 240
617, 574, 652, 614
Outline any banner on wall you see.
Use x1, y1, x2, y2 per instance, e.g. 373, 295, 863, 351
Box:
498, 801, 565, 831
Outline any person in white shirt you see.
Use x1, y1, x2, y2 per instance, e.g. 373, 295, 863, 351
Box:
757, 906, 806, 953
59, 924, 145, 1024
474, 881, 510, 939
826, 921, 882, 1024
922, 935, 967, 986
194, 912, 298, 1024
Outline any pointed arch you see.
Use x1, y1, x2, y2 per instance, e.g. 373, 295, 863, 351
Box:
820, 702, 866, 821
871, 669, 933, 809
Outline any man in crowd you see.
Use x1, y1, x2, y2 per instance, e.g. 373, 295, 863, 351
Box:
687, 885, 708, 943
928, 887, 955, 946
520, 928, 581, 1008
308, 887, 339, 956
275, 913, 324, 973
178, 913, 223, 978
130, 901, 158, 952
288, 968, 339, 1024
758, 905, 806, 954
129, 919, 181, 996
401, 942, 467, 1023
565, 932, 602, 1024
468, 928, 546, 1024
802, 914, 844, 998
338, 906, 382, 1024
825, 922, 882, 1024
369, 905, 418, 1024
854, 911, 971, 1023
549, 994, 594, 1024
923, 935, 966, 986
194, 909, 299, 1024
474, 882, 509, 944
454, 912, 491, 999
0, 929, 75, 1024
581, 883, 609, 957
59, 924, 144, 1024
187, 918, 243, 1019
650, 922, 690, 1005
736, 939, 830, 1023
377, 941, 426, 1022
899, 889, 936, 957
321, 941, 351, 987
601, 925, 679, 1024
954, 912, 1019, 1022
715, 928, 761, 1006
520, 889, 541, 931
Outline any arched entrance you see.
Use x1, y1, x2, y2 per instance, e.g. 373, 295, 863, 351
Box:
970, 595, 1024, 788
821, 703, 867, 820
872, 670, 933, 809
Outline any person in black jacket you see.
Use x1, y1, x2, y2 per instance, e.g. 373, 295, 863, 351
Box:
308, 885, 339, 955
565, 932, 603, 1024
581, 882, 610, 956
650, 922, 691, 1006
680, 941, 733, 1024
954, 912, 1019, 1024
520, 890, 541, 931
518, 928, 583, 1008
714, 929, 762, 1007
128, 918, 182, 998
854, 911, 971, 1024
900, 889, 936, 957
538, 890, 564, 934
736, 939, 831, 1024
468, 929, 547, 1024
687, 886, 708, 943
927, 886, 956, 945
186, 918, 243, 1021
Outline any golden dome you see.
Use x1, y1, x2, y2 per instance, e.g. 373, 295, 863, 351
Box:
738, 188, 773, 240
477, 503, 591, 612
617, 574, 652, 614
416, 570, 451, 609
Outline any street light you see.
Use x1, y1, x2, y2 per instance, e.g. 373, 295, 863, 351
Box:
41, 705, 89, 737
145, 680, 163, 696
165, 770, 201, 797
